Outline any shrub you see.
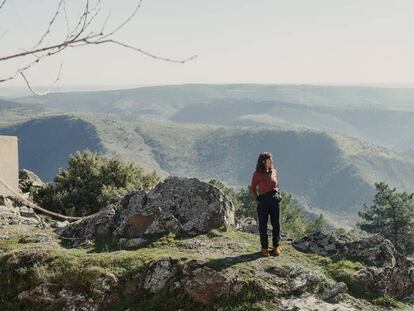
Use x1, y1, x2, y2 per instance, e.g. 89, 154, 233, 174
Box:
34, 150, 160, 216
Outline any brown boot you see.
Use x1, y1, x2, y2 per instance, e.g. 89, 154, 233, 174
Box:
273, 246, 281, 256
261, 248, 270, 257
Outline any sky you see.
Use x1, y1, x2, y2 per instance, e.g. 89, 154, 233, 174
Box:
1, 0, 414, 88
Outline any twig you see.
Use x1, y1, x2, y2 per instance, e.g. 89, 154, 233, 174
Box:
0, 0, 198, 93
0, 0, 7, 10
33, 0, 65, 50
20, 64, 63, 96
79, 38, 198, 63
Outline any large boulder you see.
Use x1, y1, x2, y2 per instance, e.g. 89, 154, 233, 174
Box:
293, 231, 414, 299
58, 176, 235, 247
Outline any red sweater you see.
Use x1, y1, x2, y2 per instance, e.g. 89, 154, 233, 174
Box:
250, 170, 279, 198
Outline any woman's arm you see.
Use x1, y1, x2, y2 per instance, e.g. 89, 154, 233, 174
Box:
250, 172, 259, 198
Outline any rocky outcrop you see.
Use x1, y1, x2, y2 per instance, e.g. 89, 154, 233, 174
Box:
3, 247, 118, 311
7, 253, 236, 310
1, 224, 408, 310
292, 230, 353, 256
0, 170, 50, 229
293, 230, 414, 300
58, 176, 235, 247
135, 256, 237, 305
0, 195, 47, 228
265, 264, 328, 296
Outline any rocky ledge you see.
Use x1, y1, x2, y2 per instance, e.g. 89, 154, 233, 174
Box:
293, 230, 414, 300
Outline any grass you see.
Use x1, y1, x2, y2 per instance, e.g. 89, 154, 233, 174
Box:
322, 259, 367, 299
1, 226, 413, 310
322, 259, 411, 309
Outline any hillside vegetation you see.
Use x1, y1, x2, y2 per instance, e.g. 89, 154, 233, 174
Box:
2, 114, 414, 227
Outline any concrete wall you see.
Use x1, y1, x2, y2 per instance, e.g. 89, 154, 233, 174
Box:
0, 136, 19, 196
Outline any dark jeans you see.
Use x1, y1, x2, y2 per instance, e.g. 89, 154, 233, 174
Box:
256, 190, 281, 249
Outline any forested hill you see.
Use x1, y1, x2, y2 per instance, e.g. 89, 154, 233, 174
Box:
2, 113, 414, 227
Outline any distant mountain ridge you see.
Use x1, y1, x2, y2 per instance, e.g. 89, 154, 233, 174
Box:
0, 116, 103, 181
3, 83, 414, 227
13, 84, 414, 154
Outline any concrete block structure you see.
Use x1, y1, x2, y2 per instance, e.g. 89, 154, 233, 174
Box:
0, 136, 19, 196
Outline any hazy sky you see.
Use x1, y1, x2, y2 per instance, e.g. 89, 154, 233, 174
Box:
1, 0, 414, 87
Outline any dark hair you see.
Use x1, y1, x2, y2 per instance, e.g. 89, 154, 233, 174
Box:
256, 152, 275, 174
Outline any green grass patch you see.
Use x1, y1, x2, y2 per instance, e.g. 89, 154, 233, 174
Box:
323, 259, 367, 299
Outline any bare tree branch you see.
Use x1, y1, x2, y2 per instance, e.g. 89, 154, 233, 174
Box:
0, 0, 198, 94
21, 64, 62, 96
33, 0, 65, 49
0, 29, 8, 40
62, 0, 71, 34
99, 0, 143, 40
0, 0, 7, 10
79, 39, 198, 64
0, 46, 65, 83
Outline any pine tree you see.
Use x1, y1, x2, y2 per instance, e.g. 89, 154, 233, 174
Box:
356, 181, 414, 255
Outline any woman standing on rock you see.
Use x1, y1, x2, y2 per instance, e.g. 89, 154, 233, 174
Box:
250, 152, 281, 257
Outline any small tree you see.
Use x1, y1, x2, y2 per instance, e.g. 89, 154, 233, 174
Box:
356, 181, 414, 255
304, 213, 328, 234
34, 149, 160, 216
278, 191, 309, 238
235, 186, 257, 219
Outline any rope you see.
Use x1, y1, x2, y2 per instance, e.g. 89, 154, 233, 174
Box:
0, 177, 82, 221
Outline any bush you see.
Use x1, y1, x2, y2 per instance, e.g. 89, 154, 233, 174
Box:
34, 150, 160, 216
357, 181, 414, 255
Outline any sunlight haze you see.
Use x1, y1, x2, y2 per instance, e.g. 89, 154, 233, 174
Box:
1, 0, 413, 87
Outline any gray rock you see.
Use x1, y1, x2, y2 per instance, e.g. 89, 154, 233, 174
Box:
265, 264, 327, 295
17, 271, 118, 311
57, 202, 119, 247
131, 255, 235, 305
321, 282, 348, 302
0, 197, 47, 228
19, 169, 45, 193
143, 257, 177, 293
60, 176, 235, 247
181, 265, 233, 305
332, 233, 397, 268
293, 230, 414, 300
292, 230, 352, 256
120, 176, 235, 237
